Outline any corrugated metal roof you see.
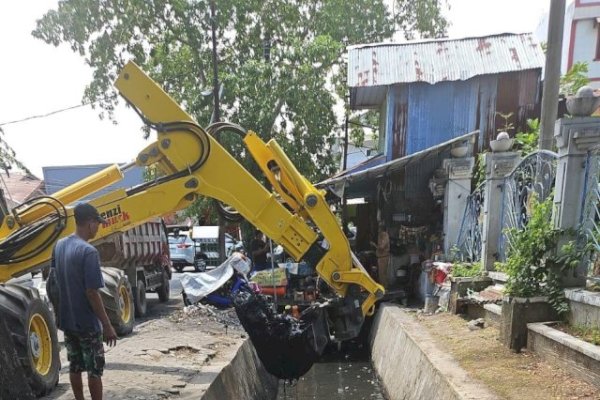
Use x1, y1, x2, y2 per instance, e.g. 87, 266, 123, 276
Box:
348, 33, 544, 87
318, 130, 478, 189
0, 172, 44, 208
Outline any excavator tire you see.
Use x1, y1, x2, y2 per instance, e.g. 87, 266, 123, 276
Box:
100, 268, 134, 336
0, 284, 60, 397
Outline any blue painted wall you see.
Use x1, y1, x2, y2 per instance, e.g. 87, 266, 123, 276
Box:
43, 164, 145, 202
404, 79, 481, 155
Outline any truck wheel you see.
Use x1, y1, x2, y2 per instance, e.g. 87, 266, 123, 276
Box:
100, 268, 134, 336
134, 280, 147, 318
157, 270, 170, 303
0, 284, 60, 396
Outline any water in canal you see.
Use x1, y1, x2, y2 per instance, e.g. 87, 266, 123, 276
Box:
276, 340, 386, 400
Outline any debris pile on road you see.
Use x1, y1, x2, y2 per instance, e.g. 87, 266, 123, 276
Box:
170, 303, 241, 328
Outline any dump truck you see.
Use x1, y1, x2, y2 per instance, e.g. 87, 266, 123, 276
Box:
95, 219, 171, 321
0, 61, 384, 396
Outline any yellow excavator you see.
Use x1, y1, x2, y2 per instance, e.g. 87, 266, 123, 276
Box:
0, 62, 384, 395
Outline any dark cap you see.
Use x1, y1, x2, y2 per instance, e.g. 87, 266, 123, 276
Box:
74, 203, 107, 225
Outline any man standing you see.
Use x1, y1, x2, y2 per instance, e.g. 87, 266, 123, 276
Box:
251, 230, 269, 271
51, 203, 117, 400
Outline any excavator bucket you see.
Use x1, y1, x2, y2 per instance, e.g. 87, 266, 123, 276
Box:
233, 291, 329, 381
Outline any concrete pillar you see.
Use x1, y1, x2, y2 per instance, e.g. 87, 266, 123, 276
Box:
443, 157, 475, 255
553, 117, 600, 287
481, 152, 521, 271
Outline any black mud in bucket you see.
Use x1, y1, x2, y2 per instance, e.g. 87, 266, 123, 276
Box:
233, 291, 329, 380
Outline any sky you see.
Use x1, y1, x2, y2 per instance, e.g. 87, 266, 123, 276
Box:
0, 0, 551, 180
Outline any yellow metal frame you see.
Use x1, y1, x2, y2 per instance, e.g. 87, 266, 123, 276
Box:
0, 61, 384, 317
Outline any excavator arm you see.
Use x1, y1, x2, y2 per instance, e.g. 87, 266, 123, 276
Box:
0, 62, 383, 341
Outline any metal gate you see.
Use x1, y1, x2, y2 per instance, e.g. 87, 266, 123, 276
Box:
580, 146, 600, 283
497, 150, 558, 261
455, 181, 485, 262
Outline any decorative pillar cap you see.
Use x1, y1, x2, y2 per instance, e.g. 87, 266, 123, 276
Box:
566, 86, 600, 117
489, 132, 514, 152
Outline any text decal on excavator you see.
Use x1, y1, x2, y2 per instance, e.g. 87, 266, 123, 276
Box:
100, 205, 130, 227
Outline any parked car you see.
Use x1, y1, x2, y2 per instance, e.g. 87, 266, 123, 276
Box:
169, 234, 206, 272
191, 226, 243, 266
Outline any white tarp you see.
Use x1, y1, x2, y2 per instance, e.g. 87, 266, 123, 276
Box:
180, 253, 250, 304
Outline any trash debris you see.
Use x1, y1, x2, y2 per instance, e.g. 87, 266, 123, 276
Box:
233, 290, 329, 380
170, 303, 241, 328
467, 318, 485, 330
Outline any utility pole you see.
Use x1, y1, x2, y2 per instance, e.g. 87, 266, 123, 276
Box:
539, 0, 565, 150
341, 115, 349, 234
210, 0, 225, 263
210, 0, 220, 123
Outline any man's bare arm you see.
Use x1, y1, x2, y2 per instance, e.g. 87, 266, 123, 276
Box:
86, 289, 118, 346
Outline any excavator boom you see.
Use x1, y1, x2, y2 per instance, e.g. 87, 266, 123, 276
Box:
0, 62, 383, 342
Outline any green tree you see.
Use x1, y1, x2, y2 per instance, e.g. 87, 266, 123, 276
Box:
0, 127, 30, 175
393, 0, 449, 40
560, 61, 589, 96
33, 0, 447, 220
348, 110, 379, 151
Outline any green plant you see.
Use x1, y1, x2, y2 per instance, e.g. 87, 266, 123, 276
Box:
503, 195, 588, 315
514, 118, 540, 157
560, 62, 590, 96
473, 152, 486, 188
451, 262, 483, 278
495, 111, 515, 134
571, 325, 600, 345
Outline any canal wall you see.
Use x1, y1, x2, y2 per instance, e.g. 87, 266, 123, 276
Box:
202, 339, 278, 400
370, 304, 498, 400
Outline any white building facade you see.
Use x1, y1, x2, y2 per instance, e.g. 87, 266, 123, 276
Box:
537, 0, 600, 88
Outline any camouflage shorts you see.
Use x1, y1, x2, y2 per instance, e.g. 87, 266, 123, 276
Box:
64, 331, 105, 378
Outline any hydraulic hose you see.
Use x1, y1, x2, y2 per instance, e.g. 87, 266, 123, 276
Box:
0, 196, 67, 264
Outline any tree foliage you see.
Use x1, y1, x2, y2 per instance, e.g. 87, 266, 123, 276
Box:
33, 0, 447, 222
33, 0, 447, 180
393, 0, 449, 40
0, 127, 31, 175
560, 61, 590, 96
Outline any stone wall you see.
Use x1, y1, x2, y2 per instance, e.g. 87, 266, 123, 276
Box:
528, 322, 600, 388
565, 289, 600, 328
369, 304, 497, 400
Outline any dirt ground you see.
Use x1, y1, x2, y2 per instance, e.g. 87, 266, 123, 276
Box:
41, 295, 246, 400
415, 312, 600, 400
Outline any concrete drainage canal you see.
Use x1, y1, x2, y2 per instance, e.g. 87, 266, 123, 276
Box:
201, 326, 385, 400
202, 304, 501, 400
276, 339, 386, 400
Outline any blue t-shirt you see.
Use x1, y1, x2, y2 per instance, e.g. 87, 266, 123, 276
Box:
51, 234, 104, 333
